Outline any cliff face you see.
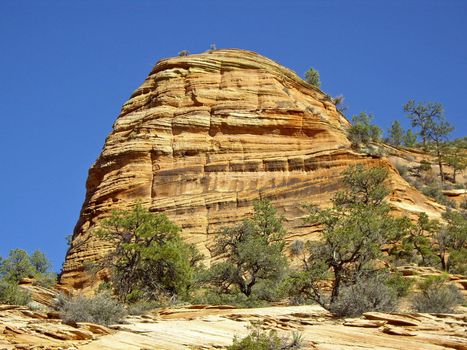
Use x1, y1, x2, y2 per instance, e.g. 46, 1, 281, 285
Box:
60, 49, 440, 288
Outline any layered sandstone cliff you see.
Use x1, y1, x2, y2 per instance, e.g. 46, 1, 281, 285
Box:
60, 49, 440, 288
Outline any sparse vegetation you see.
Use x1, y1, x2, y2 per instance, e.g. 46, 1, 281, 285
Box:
332, 94, 347, 113
411, 275, 464, 313
0, 279, 31, 305
421, 184, 456, 207
417, 160, 432, 174
57, 292, 126, 326
395, 162, 408, 177
328, 274, 398, 317
228, 324, 303, 350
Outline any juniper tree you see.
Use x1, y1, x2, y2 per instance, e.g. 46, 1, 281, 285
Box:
304, 67, 321, 88
290, 165, 410, 310
204, 200, 288, 298
97, 204, 203, 303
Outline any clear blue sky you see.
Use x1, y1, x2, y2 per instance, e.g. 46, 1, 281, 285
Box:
1, 1, 466, 272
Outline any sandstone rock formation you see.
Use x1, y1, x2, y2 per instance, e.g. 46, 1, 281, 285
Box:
2, 304, 466, 350
61, 49, 441, 288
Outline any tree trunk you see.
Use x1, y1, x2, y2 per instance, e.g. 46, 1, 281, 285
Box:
330, 267, 341, 304
436, 143, 445, 182
421, 131, 427, 149
439, 253, 447, 271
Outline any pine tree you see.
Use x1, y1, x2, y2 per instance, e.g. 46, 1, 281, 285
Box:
403, 129, 417, 147
304, 67, 321, 88
388, 120, 404, 146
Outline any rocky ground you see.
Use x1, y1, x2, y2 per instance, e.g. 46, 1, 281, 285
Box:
1, 266, 465, 349
1, 303, 466, 350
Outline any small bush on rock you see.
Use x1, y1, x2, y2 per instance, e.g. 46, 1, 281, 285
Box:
228, 324, 302, 350
329, 275, 397, 317
58, 292, 126, 326
412, 276, 464, 313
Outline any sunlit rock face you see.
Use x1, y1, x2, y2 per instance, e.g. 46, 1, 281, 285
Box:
60, 49, 440, 288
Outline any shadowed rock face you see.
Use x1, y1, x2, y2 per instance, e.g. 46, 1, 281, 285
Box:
60, 49, 440, 288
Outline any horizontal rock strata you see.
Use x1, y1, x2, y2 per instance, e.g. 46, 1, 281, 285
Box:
61, 49, 439, 288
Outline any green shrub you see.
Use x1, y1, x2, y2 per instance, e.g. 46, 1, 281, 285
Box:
417, 160, 432, 173
412, 276, 464, 313
386, 272, 412, 297
228, 325, 303, 350
58, 292, 126, 326
329, 275, 398, 317
0, 280, 31, 305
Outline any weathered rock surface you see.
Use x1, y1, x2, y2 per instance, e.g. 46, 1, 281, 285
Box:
61, 49, 441, 288
18, 278, 59, 308
0, 304, 109, 349
1, 304, 465, 349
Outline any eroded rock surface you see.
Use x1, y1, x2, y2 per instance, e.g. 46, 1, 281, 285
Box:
1, 304, 465, 349
61, 49, 440, 288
